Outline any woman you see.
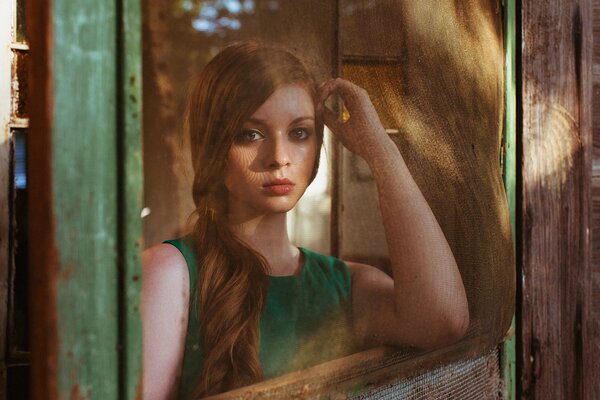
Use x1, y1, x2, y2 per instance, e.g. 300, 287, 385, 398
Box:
142, 41, 469, 399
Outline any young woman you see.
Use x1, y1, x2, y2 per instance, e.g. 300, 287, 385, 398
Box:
142, 41, 469, 399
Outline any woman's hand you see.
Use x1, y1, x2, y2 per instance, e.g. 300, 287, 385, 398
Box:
318, 78, 391, 162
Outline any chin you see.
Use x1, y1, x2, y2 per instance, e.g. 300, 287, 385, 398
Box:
265, 202, 297, 214
261, 196, 300, 214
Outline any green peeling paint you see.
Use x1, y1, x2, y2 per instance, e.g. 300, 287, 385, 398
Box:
51, 0, 143, 397
119, 0, 144, 397
500, 0, 517, 398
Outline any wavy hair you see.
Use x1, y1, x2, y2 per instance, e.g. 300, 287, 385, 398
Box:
185, 41, 324, 397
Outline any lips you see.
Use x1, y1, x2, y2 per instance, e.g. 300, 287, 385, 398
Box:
263, 178, 295, 195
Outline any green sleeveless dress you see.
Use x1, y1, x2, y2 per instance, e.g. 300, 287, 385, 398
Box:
163, 236, 357, 399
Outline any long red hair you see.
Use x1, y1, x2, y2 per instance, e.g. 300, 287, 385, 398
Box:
185, 41, 323, 397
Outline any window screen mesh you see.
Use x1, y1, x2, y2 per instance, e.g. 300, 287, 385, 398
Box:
352, 349, 502, 399
338, 0, 515, 357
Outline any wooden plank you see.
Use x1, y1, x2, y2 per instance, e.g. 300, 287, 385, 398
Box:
589, 1, 600, 398
592, 0, 600, 164
593, 0, 600, 70
28, 0, 123, 398
520, 0, 593, 399
118, 0, 144, 398
594, 0, 600, 170
501, 0, 517, 398
590, 177, 600, 399
52, 0, 120, 394
594, 82, 600, 170
27, 0, 56, 398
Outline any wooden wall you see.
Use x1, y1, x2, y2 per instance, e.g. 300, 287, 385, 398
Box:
520, 0, 595, 399
590, 0, 600, 398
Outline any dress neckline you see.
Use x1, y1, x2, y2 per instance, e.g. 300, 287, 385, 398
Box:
268, 247, 308, 279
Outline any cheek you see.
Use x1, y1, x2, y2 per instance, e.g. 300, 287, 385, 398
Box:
225, 148, 259, 187
300, 142, 319, 177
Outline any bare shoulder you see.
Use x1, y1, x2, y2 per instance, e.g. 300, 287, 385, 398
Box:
142, 243, 190, 399
345, 260, 393, 287
142, 243, 189, 283
141, 243, 190, 317
143, 243, 188, 276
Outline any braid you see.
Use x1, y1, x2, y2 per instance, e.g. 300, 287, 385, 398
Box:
189, 195, 269, 398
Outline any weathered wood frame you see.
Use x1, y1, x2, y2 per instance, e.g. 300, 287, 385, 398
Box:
27, 0, 143, 398
591, 1, 600, 398
501, 0, 518, 398
519, 0, 595, 399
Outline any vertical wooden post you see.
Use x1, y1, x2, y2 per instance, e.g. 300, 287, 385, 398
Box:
27, 0, 143, 398
501, 0, 517, 398
118, 0, 144, 397
28, 1, 56, 397
520, 0, 593, 398
589, 0, 600, 398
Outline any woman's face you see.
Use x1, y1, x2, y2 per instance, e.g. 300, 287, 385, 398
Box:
224, 84, 318, 222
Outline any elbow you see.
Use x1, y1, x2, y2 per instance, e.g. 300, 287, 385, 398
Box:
434, 305, 470, 348
433, 282, 470, 348
415, 306, 470, 350
445, 307, 470, 344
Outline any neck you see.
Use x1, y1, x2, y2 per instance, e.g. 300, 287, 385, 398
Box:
227, 212, 302, 276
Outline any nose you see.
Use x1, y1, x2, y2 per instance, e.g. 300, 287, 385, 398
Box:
266, 135, 291, 168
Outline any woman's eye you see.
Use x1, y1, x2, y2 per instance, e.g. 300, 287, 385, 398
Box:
236, 129, 264, 143
290, 128, 310, 140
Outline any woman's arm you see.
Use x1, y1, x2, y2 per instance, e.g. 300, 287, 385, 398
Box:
142, 244, 190, 399
319, 78, 469, 350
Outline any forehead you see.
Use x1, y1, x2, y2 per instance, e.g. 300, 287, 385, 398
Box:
248, 84, 314, 123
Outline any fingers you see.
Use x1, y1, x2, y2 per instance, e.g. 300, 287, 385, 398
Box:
321, 106, 342, 133
319, 78, 366, 106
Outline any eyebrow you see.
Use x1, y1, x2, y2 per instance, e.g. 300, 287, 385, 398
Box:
246, 116, 315, 126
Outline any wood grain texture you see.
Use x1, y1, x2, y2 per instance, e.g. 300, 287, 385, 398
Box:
521, 0, 593, 399
593, 0, 600, 164
589, 1, 600, 399
590, 177, 600, 399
